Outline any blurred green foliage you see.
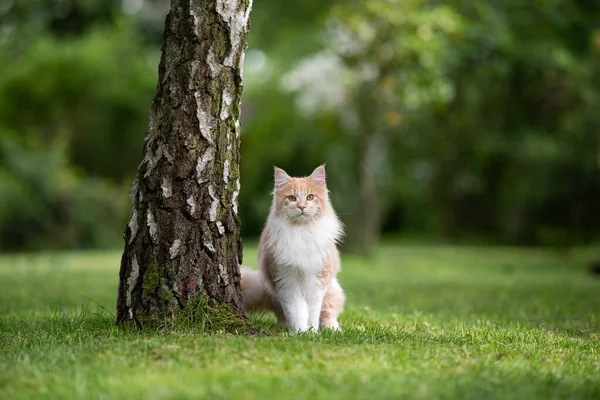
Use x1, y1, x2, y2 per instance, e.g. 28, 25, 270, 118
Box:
0, 4, 154, 250
0, 135, 127, 249
273, 0, 600, 248
0, 0, 598, 251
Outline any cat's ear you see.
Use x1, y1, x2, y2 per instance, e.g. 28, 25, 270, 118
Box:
309, 164, 326, 186
274, 166, 291, 188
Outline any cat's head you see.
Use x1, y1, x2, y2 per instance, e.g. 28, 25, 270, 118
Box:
271, 165, 331, 223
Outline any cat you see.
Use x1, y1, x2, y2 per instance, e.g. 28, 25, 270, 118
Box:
240, 165, 345, 333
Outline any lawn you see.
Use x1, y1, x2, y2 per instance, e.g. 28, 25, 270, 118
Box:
1, 244, 599, 399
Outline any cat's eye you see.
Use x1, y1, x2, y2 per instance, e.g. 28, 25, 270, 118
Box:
287, 195, 297, 202
306, 194, 314, 201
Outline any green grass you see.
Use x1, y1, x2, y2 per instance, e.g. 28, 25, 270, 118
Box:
1, 244, 599, 399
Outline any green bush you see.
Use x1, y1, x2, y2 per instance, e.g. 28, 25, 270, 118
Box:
280, 0, 600, 246
0, 135, 127, 251
0, 19, 157, 182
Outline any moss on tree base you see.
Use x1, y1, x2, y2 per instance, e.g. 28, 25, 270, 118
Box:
131, 297, 252, 334
132, 263, 251, 333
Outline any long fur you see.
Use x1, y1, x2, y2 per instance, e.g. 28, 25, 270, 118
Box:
239, 267, 265, 311
241, 165, 345, 332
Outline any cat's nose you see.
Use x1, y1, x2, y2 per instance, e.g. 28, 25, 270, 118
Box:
298, 206, 305, 211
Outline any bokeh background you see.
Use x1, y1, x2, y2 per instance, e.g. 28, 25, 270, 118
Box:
1, 0, 599, 254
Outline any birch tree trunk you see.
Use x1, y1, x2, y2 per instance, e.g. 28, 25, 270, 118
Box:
116, 0, 252, 330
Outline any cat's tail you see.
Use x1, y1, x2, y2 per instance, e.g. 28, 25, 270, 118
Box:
240, 267, 266, 312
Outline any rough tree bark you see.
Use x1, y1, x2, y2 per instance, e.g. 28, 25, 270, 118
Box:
116, 0, 252, 329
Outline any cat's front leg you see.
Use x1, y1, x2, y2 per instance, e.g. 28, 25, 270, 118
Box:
307, 288, 327, 332
280, 296, 308, 333
276, 281, 309, 332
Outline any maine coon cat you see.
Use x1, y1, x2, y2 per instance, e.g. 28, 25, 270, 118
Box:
241, 165, 345, 332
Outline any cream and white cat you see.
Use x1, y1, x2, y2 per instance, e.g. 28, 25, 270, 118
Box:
241, 165, 345, 332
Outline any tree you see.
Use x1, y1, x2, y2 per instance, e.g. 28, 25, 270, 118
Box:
116, 0, 252, 330
282, 0, 463, 254
282, 0, 600, 249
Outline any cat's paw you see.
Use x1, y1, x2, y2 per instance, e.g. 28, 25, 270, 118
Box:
320, 321, 342, 332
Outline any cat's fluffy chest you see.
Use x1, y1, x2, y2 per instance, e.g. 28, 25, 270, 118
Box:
266, 215, 341, 273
